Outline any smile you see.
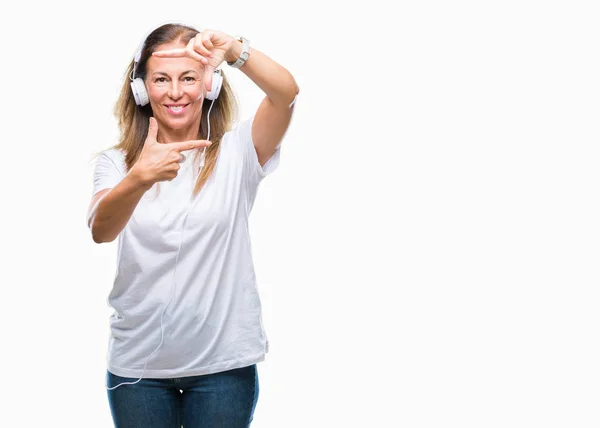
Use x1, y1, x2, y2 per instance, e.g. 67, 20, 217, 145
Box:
165, 104, 189, 114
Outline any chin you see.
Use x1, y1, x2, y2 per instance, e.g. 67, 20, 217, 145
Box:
164, 116, 189, 126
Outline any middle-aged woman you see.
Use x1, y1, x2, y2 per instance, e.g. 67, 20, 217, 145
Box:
87, 22, 299, 427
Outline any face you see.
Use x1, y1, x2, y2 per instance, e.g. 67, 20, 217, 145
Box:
144, 41, 205, 134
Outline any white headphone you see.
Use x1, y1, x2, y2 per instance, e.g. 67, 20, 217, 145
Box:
130, 22, 224, 106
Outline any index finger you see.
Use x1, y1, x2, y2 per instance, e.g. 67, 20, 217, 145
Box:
152, 48, 187, 58
153, 48, 208, 65
168, 140, 212, 152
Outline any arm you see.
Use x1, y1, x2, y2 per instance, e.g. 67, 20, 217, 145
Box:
88, 118, 210, 244
88, 171, 152, 244
153, 31, 299, 167
225, 42, 299, 167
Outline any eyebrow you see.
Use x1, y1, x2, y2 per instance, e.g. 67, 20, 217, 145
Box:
151, 70, 200, 77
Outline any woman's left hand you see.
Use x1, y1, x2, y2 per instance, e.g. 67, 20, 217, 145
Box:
152, 29, 235, 94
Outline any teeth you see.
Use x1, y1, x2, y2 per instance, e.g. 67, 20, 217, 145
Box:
169, 106, 184, 111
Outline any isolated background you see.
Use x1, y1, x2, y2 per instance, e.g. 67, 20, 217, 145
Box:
1, 0, 598, 426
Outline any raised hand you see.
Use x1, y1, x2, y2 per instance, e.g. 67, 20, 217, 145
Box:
132, 117, 211, 185
152, 29, 235, 94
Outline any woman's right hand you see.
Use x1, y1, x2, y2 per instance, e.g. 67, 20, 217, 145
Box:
131, 117, 211, 187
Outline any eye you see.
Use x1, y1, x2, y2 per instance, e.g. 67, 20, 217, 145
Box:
183, 76, 197, 83
154, 77, 168, 83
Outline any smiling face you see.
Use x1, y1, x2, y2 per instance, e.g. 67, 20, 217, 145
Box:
145, 41, 205, 138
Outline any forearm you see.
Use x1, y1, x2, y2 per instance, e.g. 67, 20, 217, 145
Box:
90, 170, 151, 243
226, 41, 299, 107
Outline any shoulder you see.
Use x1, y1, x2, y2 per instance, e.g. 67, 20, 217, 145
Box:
222, 115, 281, 180
220, 116, 255, 157
226, 116, 254, 143
95, 148, 127, 175
101, 147, 126, 162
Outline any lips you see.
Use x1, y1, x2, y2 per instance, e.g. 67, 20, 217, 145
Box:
165, 104, 189, 114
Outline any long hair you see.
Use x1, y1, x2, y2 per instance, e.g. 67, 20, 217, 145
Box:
113, 23, 238, 195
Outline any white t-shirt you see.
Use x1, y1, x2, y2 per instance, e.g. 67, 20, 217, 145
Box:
89, 115, 280, 378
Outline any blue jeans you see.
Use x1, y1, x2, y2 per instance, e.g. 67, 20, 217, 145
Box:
106, 365, 259, 428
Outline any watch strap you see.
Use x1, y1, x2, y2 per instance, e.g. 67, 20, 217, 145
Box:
227, 36, 250, 69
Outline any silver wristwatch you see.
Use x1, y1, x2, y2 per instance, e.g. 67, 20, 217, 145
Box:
227, 36, 250, 69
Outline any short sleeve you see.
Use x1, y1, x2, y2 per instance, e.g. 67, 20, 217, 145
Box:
234, 115, 281, 182
91, 149, 127, 197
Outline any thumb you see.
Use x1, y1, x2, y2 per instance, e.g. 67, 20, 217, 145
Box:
204, 66, 214, 95
145, 117, 158, 145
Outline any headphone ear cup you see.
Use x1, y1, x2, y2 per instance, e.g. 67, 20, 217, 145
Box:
131, 78, 149, 106
205, 70, 223, 100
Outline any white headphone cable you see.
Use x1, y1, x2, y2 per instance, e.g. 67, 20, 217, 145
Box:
107, 96, 216, 390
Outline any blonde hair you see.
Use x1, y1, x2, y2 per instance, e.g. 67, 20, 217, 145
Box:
113, 23, 238, 195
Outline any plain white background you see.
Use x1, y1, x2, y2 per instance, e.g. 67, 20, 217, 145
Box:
1, 0, 599, 426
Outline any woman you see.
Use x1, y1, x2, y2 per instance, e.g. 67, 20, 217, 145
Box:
87, 22, 298, 427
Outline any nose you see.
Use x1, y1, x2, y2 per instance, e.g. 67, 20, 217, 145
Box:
168, 80, 184, 100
